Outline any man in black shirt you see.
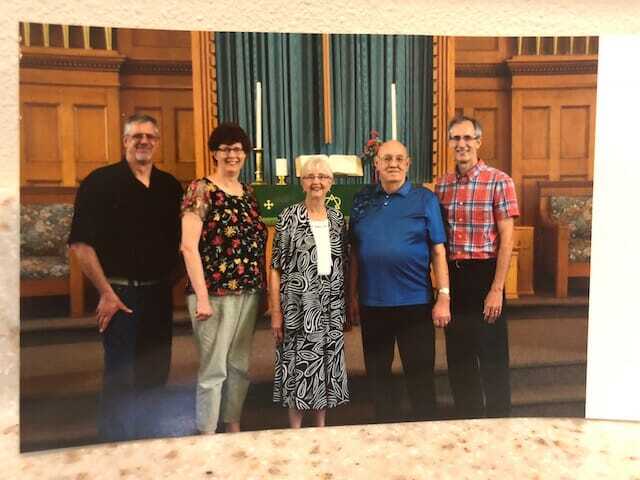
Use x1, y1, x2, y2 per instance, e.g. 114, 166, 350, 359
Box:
69, 114, 183, 442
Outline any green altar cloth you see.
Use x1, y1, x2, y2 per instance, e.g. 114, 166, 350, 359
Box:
253, 184, 364, 222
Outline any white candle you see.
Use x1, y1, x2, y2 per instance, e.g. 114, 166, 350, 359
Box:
391, 82, 397, 140
275, 157, 288, 177
256, 81, 262, 149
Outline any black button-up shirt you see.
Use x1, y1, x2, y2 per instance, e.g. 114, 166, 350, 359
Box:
69, 160, 183, 281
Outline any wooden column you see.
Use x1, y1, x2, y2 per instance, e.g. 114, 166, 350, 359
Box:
191, 31, 218, 178
432, 36, 456, 178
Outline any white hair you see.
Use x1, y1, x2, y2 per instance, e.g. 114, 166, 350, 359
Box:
301, 156, 333, 178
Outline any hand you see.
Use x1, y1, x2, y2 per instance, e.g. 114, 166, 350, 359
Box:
271, 310, 284, 345
195, 297, 213, 322
97, 291, 132, 333
347, 297, 360, 327
483, 289, 504, 324
432, 295, 451, 328
343, 315, 353, 332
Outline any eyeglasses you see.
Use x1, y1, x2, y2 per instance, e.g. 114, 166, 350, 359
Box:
302, 174, 332, 182
129, 133, 159, 142
378, 155, 408, 164
449, 135, 479, 143
216, 146, 245, 155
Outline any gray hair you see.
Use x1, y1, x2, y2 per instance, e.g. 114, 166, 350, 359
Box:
447, 115, 483, 139
300, 156, 333, 179
123, 114, 160, 137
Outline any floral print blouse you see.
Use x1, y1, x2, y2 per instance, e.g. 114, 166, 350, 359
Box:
181, 178, 267, 296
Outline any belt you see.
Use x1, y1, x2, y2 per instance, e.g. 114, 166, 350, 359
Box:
449, 258, 497, 269
108, 277, 162, 287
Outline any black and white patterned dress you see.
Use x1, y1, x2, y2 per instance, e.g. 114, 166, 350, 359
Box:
271, 202, 349, 410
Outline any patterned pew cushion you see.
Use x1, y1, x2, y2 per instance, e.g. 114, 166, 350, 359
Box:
549, 196, 592, 263
20, 204, 73, 279
21, 256, 70, 279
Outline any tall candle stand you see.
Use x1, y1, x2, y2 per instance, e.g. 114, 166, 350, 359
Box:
252, 147, 266, 185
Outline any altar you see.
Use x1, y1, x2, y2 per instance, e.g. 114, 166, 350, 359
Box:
253, 184, 362, 221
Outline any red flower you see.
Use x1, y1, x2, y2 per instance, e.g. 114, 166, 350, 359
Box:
212, 272, 222, 281
212, 236, 223, 246
232, 238, 241, 249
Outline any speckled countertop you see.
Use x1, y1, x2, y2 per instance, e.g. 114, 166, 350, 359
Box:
3, 418, 640, 479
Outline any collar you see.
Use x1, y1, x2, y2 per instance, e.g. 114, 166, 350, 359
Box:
121, 158, 157, 184
456, 159, 486, 181
296, 201, 340, 230
376, 179, 412, 197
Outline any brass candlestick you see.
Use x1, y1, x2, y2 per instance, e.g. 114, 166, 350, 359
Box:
252, 148, 266, 185
276, 175, 287, 186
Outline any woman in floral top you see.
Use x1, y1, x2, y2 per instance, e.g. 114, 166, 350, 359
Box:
180, 123, 267, 434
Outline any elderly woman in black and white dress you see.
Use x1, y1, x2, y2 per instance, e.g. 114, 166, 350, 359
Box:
269, 156, 349, 428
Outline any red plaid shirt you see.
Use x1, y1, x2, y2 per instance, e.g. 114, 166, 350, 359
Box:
435, 160, 519, 260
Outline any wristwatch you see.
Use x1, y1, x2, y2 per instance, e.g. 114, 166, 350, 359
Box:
438, 287, 450, 297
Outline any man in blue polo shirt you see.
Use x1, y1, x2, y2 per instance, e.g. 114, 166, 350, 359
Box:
349, 139, 451, 423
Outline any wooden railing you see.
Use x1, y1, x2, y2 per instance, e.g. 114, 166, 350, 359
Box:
20, 22, 113, 50
516, 36, 597, 56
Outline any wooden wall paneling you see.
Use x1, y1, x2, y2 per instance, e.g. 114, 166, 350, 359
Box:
510, 89, 525, 225
522, 105, 555, 175
455, 37, 514, 64
117, 28, 191, 61
511, 86, 596, 225
20, 86, 65, 184
519, 101, 557, 226
68, 87, 119, 183
106, 88, 121, 175
559, 104, 590, 179
174, 104, 196, 181
20, 51, 123, 186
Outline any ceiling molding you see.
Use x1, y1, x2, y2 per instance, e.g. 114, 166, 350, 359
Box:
121, 59, 192, 76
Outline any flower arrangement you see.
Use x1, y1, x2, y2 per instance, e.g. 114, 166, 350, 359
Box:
362, 129, 382, 161
361, 129, 382, 182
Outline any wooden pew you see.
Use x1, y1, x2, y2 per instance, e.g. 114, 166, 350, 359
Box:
536, 180, 592, 297
21, 186, 86, 317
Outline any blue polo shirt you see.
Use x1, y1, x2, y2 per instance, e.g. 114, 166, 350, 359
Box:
349, 180, 446, 307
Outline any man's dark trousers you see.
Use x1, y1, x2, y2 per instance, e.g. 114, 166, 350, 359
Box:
445, 259, 511, 419
99, 281, 173, 441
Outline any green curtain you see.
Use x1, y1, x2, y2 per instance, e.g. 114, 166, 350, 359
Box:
215, 32, 433, 185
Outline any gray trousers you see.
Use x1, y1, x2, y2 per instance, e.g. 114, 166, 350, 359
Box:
187, 292, 259, 432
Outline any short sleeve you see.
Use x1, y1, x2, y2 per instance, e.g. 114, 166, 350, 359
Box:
68, 173, 100, 247
181, 179, 211, 221
425, 192, 447, 245
493, 174, 520, 221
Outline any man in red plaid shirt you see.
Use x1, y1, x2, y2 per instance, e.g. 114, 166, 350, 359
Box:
435, 115, 519, 419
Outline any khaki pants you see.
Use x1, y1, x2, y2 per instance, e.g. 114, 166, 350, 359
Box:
187, 292, 259, 432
